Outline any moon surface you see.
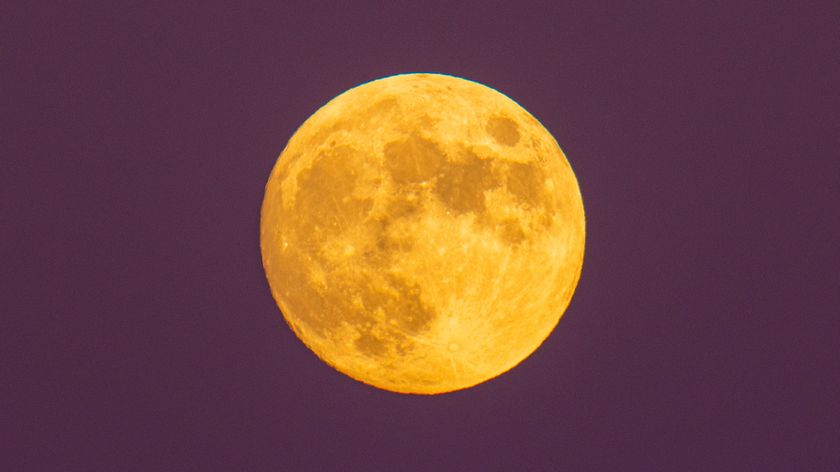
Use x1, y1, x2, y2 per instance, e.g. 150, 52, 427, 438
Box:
261, 73, 585, 394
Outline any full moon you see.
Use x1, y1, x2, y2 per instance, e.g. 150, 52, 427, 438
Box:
261, 73, 585, 394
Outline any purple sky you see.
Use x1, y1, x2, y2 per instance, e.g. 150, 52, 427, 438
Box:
3, 1, 839, 470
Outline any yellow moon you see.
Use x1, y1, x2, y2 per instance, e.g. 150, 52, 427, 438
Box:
261, 73, 585, 394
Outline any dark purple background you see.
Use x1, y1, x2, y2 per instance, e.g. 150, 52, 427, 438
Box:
3, 1, 839, 470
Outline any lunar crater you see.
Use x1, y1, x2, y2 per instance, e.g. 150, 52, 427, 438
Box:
487, 115, 520, 146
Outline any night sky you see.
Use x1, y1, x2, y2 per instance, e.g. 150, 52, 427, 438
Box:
3, 1, 839, 470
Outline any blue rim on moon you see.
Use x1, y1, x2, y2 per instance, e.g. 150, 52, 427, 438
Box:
261, 73, 585, 394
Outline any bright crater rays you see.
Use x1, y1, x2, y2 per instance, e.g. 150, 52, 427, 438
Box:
260, 73, 585, 394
